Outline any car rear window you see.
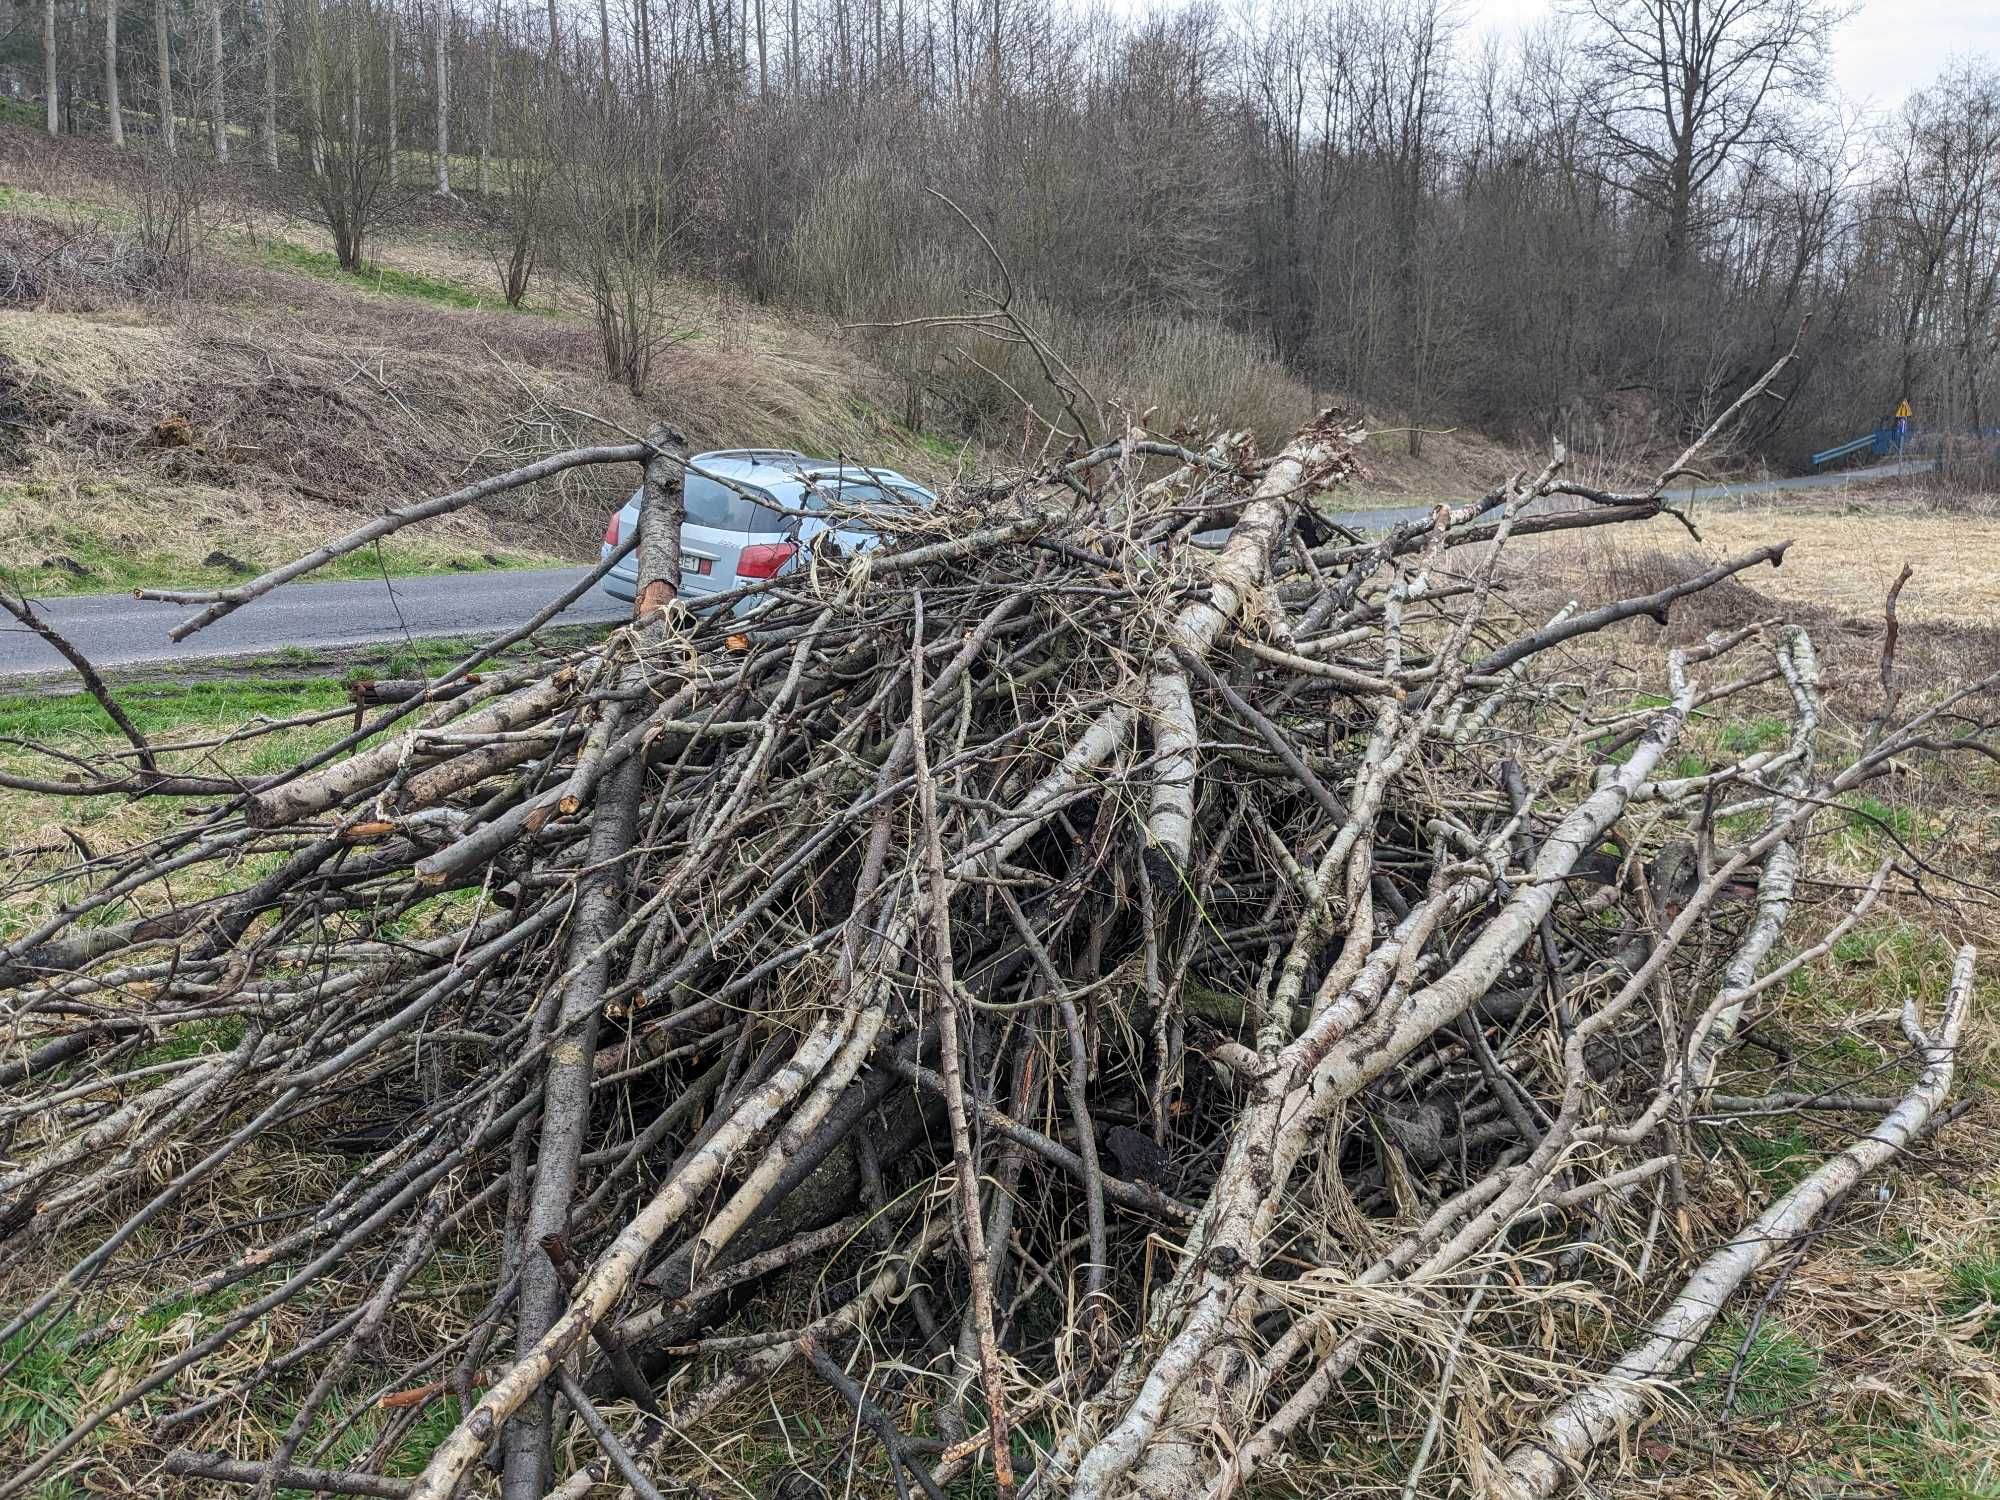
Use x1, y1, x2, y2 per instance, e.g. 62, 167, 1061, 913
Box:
799, 481, 928, 512
684, 473, 790, 531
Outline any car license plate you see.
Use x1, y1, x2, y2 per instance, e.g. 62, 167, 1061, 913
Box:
680, 556, 713, 576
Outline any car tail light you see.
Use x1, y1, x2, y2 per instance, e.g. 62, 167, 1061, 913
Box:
603, 513, 621, 546
735, 543, 796, 579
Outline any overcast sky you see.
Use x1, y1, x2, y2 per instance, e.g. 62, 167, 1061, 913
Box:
1469, 0, 1998, 114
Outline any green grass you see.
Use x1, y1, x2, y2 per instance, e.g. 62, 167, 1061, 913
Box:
0, 1324, 84, 1489
1827, 1388, 2000, 1498
1692, 1316, 1821, 1418
132, 1016, 250, 1068
1734, 1125, 1819, 1193
1829, 920, 1951, 988
1833, 927, 1886, 966
909, 426, 966, 463
1845, 793, 1918, 841
1720, 715, 1789, 754
0, 631, 583, 751
1, 1304, 234, 1499
258, 238, 523, 312
1948, 1252, 2000, 1347
0, 677, 350, 743
359, 637, 506, 681
306, 1391, 467, 1485
1717, 808, 1766, 839
380, 886, 486, 940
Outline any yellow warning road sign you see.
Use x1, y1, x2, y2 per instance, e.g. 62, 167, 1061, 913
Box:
1895, 400, 1913, 419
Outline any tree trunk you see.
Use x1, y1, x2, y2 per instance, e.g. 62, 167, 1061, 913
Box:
387, 5, 400, 186
497, 431, 684, 1500
433, 0, 450, 194
43, 0, 59, 135
260, 0, 278, 167
633, 0, 652, 106
545, 0, 559, 62
155, 0, 176, 152
754, 0, 765, 94
347, 14, 360, 170
477, 22, 494, 194
595, 0, 611, 94
104, 0, 122, 144
208, 0, 227, 160
304, 0, 325, 175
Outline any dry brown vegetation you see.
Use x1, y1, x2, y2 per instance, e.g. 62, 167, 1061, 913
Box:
4, 366, 2000, 1500
0, 129, 1519, 609
0, 231, 961, 598
1482, 524, 2000, 1499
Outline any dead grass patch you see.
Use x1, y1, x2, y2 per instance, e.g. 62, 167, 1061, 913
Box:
1493, 522, 2000, 1498
1641, 505, 2000, 627
1337, 421, 1526, 508
0, 220, 979, 584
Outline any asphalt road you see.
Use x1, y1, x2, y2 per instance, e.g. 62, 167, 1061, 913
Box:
0, 568, 628, 680
0, 458, 1935, 683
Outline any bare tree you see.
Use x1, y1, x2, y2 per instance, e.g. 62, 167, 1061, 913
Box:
477, 5, 495, 192
209, 0, 229, 159
155, 0, 177, 151
104, 0, 123, 144
262, 0, 280, 165
29, 0, 1978, 467
386, 0, 399, 183
548, 99, 691, 396
1880, 63, 2000, 431
43, 0, 58, 133
434, 0, 451, 192
288, 0, 395, 268
754, 0, 766, 93
1568, 0, 1838, 271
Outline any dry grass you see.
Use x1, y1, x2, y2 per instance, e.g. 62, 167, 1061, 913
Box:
0, 140, 989, 598
1678, 505, 2000, 627
0, 260, 968, 594
1336, 421, 1524, 508
1481, 523, 2000, 1500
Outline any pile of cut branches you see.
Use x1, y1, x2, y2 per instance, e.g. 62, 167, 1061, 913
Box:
1, 359, 1991, 1500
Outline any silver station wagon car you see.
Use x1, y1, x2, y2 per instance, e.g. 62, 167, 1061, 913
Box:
600, 448, 936, 612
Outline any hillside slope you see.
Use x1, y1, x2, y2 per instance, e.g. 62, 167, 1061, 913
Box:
0, 123, 1517, 599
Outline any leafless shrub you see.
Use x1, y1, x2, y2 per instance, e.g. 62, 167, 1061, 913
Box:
1928, 443, 2000, 508
548, 99, 701, 398
1546, 537, 1774, 644
788, 165, 1312, 450
478, 114, 554, 309
129, 147, 215, 293
283, 0, 396, 271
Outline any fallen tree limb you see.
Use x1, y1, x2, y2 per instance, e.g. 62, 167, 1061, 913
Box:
1492, 944, 1976, 1500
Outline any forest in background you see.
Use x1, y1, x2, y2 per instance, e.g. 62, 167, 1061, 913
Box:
4, 0, 1998, 468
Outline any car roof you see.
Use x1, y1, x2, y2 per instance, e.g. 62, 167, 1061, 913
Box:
689, 451, 925, 491
688, 451, 811, 484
